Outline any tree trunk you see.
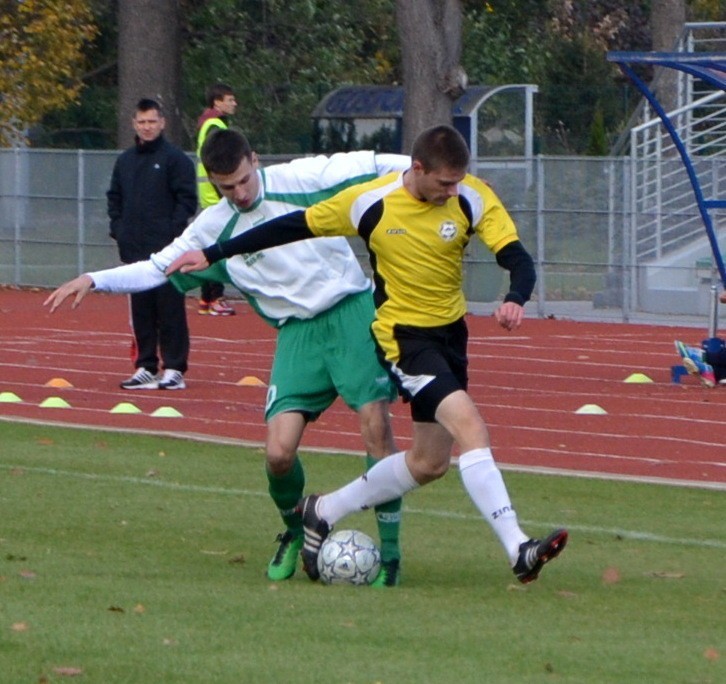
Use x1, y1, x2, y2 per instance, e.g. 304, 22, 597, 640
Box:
117, 0, 183, 148
395, 0, 467, 153
650, 0, 686, 113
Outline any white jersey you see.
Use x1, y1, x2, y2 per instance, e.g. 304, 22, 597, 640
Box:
90, 151, 410, 326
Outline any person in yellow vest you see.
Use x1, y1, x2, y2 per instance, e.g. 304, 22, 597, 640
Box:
195, 83, 238, 315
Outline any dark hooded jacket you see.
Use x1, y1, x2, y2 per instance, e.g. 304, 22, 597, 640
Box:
107, 134, 197, 263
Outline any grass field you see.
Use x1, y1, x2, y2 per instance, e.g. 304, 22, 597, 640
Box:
1, 421, 723, 684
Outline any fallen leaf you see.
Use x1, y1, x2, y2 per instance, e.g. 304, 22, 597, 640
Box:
36, 438, 55, 446
556, 590, 578, 599
162, 637, 178, 646
645, 571, 686, 579
107, 605, 125, 613
52, 667, 83, 677
602, 566, 621, 584
145, 469, 159, 478
19, 569, 36, 580
703, 647, 720, 661
11, 622, 29, 632
228, 554, 246, 565
133, 604, 145, 614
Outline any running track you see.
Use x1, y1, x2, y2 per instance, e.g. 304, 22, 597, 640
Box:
1, 287, 724, 490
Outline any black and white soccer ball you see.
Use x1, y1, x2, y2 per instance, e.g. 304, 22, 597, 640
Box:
317, 529, 381, 585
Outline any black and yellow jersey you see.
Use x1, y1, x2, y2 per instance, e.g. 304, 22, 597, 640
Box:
303, 171, 520, 336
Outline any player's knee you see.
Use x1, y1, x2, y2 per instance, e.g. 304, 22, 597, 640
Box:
265, 441, 297, 472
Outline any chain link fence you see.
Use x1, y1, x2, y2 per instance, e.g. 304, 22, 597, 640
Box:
0, 148, 720, 327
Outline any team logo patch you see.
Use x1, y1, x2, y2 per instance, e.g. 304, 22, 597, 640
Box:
439, 221, 457, 241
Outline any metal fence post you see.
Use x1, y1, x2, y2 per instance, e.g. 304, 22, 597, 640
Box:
13, 147, 21, 284
77, 149, 85, 274
536, 155, 545, 317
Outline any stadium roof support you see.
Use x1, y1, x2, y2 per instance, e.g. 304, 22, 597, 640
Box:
607, 51, 726, 288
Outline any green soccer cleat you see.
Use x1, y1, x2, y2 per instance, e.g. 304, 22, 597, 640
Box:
266, 530, 303, 581
370, 558, 401, 588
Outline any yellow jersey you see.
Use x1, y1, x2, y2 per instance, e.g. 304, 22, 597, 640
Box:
304, 171, 520, 340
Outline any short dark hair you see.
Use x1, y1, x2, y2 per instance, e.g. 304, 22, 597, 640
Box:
411, 124, 470, 172
201, 128, 253, 175
135, 98, 163, 116
206, 83, 235, 108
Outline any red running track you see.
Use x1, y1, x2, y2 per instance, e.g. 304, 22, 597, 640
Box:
1, 286, 724, 489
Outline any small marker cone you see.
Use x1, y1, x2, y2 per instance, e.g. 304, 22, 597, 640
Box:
0, 391, 22, 403
624, 373, 653, 384
110, 402, 142, 414
237, 375, 267, 387
44, 378, 73, 388
39, 396, 71, 409
575, 404, 607, 415
151, 406, 183, 418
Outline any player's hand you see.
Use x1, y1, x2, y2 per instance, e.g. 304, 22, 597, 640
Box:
43, 275, 94, 313
720, 291, 726, 304
165, 250, 209, 275
494, 301, 525, 331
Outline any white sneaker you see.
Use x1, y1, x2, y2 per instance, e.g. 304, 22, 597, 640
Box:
157, 369, 185, 390
120, 368, 158, 390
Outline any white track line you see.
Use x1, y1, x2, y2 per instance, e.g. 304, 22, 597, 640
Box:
1, 462, 722, 550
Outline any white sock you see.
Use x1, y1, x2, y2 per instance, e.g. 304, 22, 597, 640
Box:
318, 451, 417, 525
458, 448, 529, 564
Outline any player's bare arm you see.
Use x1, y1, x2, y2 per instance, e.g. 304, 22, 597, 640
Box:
43, 274, 95, 313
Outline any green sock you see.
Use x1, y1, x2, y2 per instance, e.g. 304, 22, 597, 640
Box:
267, 456, 305, 537
366, 454, 402, 563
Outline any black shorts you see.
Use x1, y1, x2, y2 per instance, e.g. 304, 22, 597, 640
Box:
376, 317, 468, 423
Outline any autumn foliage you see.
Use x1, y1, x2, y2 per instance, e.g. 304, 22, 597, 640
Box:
0, 0, 97, 146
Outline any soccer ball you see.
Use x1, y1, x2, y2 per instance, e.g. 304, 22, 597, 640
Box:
317, 529, 381, 586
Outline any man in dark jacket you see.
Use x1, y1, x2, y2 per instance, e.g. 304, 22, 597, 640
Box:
107, 98, 197, 390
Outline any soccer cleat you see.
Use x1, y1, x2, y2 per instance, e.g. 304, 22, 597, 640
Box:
198, 299, 210, 315
674, 341, 716, 388
120, 368, 158, 390
513, 528, 568, 584
674, 340, 704, 363
157, 369, 186, 390
682, 357, 717, 388
208, 298, 235, 316
266, 531, 303, 581
370, 558, 400, 588
298, 494, 331, 581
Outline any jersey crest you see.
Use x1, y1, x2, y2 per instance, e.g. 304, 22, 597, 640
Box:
439, 221, 457, 241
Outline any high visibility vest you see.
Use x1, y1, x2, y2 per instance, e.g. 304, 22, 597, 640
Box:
196, 116, 227, 209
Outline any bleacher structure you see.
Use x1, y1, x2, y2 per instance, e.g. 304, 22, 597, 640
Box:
610, 22, 726, 316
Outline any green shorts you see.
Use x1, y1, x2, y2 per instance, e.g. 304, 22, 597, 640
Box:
265, 290, 397, 421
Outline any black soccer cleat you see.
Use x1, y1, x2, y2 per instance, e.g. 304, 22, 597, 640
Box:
298, 494, 331, 581
513, 528, 568, 584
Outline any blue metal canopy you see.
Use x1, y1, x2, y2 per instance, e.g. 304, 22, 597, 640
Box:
607, 51, 726, 288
